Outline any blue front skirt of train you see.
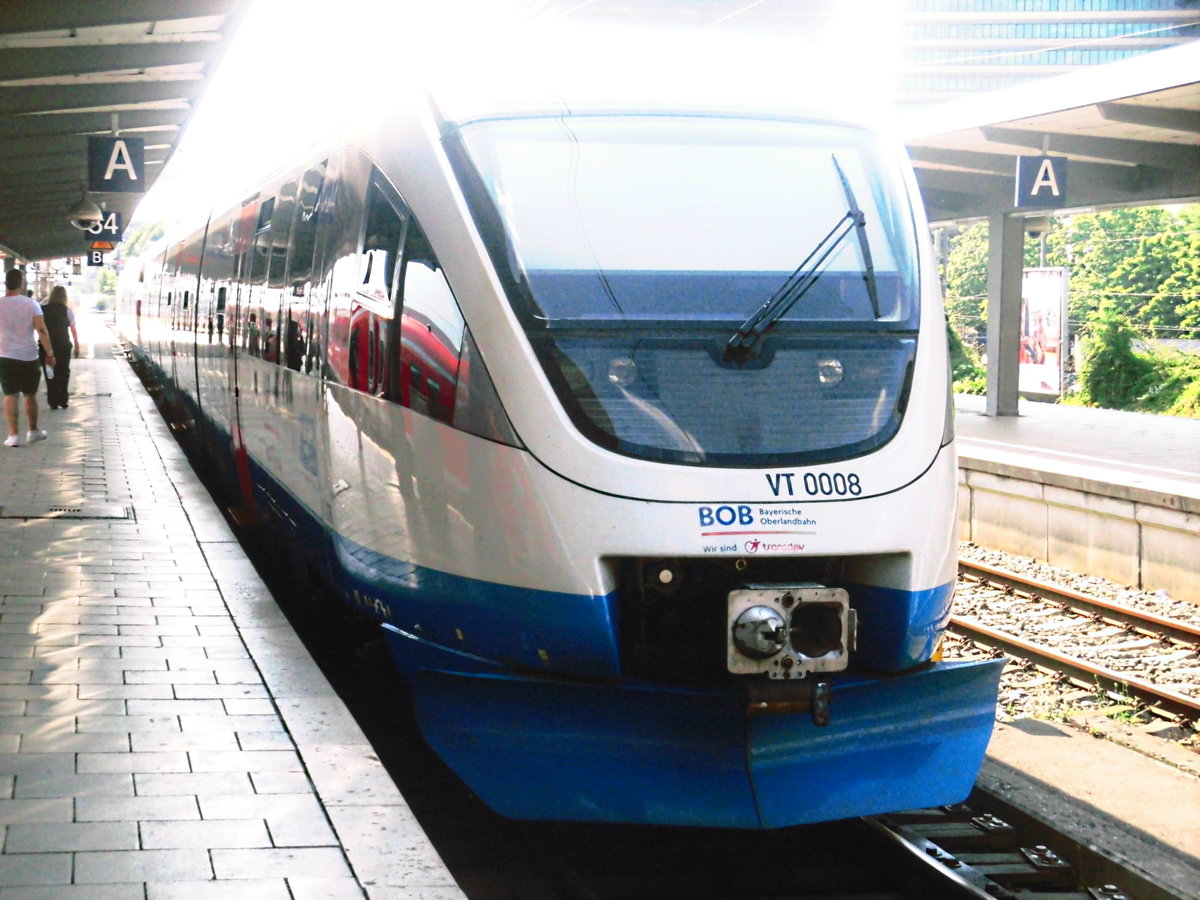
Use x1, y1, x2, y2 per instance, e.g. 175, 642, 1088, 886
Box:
382, 623, 1004, 829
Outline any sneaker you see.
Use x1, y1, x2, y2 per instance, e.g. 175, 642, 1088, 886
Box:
25, 430, 46, 444
4, 435, 19, 447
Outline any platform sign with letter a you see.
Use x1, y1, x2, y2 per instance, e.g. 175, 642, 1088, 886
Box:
1015, 156, 1067, 209
88, 136, 145, 193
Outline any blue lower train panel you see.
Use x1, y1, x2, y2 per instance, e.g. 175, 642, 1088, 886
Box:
383, 622, 1004, 829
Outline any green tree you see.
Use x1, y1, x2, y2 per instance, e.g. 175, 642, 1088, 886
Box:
948, 322, 986, 394
940, 222, 988, 343
1076, 302, 1156, 409
96, 267, 118, 296
119, 220, 166, 259
1158, 204, 1200, 340
1044, 206, 1197, 339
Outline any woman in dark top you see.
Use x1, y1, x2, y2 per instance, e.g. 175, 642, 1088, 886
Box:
40, 285, 79, 410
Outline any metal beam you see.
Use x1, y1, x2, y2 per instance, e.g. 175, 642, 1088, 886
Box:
0, 41, 220, 80
0, 1, 235, 33
0, 181, 83, 201
981, 126, 1199, 169
0, 109, 181, 140
913, 168, 1010, 198
907, 145, 1015, 175
1096, 102, 1200, 135
0, 81, 200, 116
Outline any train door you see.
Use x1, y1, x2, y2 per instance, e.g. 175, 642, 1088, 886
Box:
198, 210, 239, 448
163, 242, 184, 392
283, 161, 327, 378
336, 170, 405, 396
262, 181, 297, 376
320, 158, 409, 597
274, 161, 330, 553
225, 195, 264, 514
178, 232, 207, 426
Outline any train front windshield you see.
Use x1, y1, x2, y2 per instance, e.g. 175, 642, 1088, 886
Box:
451, 115, 922, 467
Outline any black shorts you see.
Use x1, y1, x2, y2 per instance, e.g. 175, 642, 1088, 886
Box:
0, 358, 41, 396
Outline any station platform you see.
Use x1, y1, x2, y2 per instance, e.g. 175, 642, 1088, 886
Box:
955, 393, 1200, 898
954, 392, 1200, 503
953, 393, 1199, 606
0, 309, 464, 898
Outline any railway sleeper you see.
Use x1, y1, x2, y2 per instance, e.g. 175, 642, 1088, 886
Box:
878, 802, 1146, 899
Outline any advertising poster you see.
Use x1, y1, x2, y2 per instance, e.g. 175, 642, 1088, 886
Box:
1020, 267, 1068, 396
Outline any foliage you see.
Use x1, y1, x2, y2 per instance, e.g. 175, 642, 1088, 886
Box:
947, 322, 986, 394
940, 222, 989, 343
938, 204, 1200, 418
1134, 347, 1200, 418
119, 220, 167, 260
1043, 206, 1199, 339
1075, 302, 1200, 416
96, 267, 118, 296
1158, 205, 1200, 339
1076, 303, 1156, 408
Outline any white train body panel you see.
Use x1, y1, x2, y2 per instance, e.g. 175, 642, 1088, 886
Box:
117, 89, 999, 829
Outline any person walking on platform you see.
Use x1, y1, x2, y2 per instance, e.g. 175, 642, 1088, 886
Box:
0, 269, 55, 447
40, 285, 79, 410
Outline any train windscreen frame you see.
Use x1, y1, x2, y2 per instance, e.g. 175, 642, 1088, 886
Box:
448, 114, 922, 467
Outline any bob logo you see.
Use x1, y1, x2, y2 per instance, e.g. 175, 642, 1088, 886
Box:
698, 505, 754, 528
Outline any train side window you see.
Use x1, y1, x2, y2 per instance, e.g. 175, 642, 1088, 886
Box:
284, 162, 326, 372
358, 176, 407, 311
348, 175, 407, 395
288, 163, 325, 288
267, 182, 296, 290
397, 218, 463, 423
216, 286, 227, 343
263, 182, 297, 365
321, 150, 371, 387
249, 217, 271, 283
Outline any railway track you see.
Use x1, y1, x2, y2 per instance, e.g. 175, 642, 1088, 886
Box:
252, 538, 1170, 898
146, 348, 1191, 898
950, 559, 1200, 723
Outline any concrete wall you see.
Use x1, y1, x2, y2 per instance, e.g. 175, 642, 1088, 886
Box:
958, 461, 1199, 604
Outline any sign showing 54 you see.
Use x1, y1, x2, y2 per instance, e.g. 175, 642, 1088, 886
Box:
84, 211, 124, 242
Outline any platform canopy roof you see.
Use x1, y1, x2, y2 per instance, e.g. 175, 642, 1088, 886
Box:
1, 2, 1197, 261
0, 0, 249, 263
904, 40, 1200, 225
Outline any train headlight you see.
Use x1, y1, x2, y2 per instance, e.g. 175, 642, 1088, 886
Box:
732, 606, 787, 659
817, 358, 844, 385
608, 357, 637, 386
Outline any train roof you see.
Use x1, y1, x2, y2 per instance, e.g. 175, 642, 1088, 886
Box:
420, 23, 892, 134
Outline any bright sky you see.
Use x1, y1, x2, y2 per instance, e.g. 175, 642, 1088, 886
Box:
132, 0, 900, 230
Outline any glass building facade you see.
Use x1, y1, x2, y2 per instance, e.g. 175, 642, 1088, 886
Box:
900, 0, 1200, 105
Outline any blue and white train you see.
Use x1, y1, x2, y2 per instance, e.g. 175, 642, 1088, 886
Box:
118, 84, 1003, 829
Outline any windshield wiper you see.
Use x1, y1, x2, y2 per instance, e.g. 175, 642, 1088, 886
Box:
832, 153, 881, 322
723, 154, 881, 364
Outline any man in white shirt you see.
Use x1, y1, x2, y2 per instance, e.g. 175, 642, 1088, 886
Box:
1, 269, 56, 447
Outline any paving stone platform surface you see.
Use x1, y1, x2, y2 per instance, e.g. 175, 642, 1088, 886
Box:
0, 311, 463, 899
